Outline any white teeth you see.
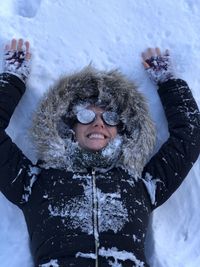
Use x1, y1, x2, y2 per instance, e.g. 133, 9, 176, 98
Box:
88, 133, 105, 139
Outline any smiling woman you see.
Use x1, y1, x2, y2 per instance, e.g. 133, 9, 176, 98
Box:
74, 106, 118, 151
0, 39, 200, 267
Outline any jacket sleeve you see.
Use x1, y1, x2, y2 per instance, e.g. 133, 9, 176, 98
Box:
0, 73, 40, 207
142, 78, 200, 209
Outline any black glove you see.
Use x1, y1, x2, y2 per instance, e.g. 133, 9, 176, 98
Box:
3, 47, 31, 83
144, 52, 175, 84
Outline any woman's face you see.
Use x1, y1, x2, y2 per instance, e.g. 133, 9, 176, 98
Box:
74, 106, 118, 152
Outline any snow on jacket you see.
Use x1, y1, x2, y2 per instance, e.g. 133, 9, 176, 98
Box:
0, 69, 200, 267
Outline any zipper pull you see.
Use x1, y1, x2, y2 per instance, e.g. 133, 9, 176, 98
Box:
92, 169, 96, 176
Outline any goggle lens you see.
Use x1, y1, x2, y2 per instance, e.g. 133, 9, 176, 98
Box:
76, 109, 119, 126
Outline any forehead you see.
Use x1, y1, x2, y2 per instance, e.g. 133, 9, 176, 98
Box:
86, 105, 105, 113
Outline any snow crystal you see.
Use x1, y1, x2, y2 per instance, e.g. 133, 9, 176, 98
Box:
76, 252, 97, 260
48, 174, 93, 235
135, 200, 142, 205
22, 175, 37, 202
102, 135, 122, 158
99, 247, 144, 267
142, 172, 162, 205
73, 102, 91, 114
161, 157, 168, 164
21, 165, 41, 203
76, 247, 145, 266
0, 78, 9, 85
92, 169, 99, 246
72, 173, 91, 180
48, 173, 129, 235
97, 189, 129, 233
39, 259, 59, 267
121, 178, 135, 187
108, 260, 122, 267
28, 166, 41, 176
43, 194, 49, 199
133, 234, 141, 243
11, 168, 23, 184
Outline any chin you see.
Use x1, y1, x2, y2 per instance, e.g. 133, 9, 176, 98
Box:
86, 144, 107, 152
84, 141, 108, 152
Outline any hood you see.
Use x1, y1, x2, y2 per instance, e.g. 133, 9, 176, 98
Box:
30, 66, 156, 177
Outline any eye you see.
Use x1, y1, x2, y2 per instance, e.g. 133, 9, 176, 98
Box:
77, 109, 95, 124
103, 111, 120, 126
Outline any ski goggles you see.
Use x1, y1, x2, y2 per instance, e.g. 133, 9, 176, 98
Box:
76, 109, 120, 126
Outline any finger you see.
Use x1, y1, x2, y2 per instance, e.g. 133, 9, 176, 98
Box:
25, 41, 30, 53
17, 38, 23, 51
11, 39, 17, 50
24, 41, 31, 60
5, 44, 10, 51
142, 61, 150, 69
155, 47, 161, 56
147, 48, 154, 58
165, 49, 170, 56
25, 52, 32, 60
141, 52, 148, 61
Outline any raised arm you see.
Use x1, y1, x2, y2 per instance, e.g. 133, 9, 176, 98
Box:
141, 47, 200, 208
0, 39, 40, 207
4, 38, 31, 83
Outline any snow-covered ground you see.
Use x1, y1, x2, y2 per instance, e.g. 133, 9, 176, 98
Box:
0, 0, 200, 266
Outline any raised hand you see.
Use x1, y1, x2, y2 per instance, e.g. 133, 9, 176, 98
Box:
141, 47, 175, 84
3, 38, 31, 83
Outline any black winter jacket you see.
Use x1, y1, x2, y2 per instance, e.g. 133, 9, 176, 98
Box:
0, 73, 200, 267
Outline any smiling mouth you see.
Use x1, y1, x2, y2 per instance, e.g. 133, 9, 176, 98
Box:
87, 133, 107, 139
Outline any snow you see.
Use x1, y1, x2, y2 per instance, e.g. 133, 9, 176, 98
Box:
142, 172, 163, 205
76, 247, 145, 267
11, 168, 23, 184
48, 173, 128, 235
22, 165, 40, 203
39, 259, 59, 267
97, 190, 129, 233
98, 247, 144, 267
0, 0, 200, 266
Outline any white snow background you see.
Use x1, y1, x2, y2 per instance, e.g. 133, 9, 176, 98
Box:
0, 0, 200, 266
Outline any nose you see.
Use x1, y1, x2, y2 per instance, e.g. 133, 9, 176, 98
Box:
92, 114, 105, 128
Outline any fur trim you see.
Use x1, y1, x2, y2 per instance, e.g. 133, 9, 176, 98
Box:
30, 66, 156, 177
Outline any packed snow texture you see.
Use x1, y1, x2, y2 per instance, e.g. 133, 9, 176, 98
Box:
0, 0, 200, 266
48, 173, 129, 234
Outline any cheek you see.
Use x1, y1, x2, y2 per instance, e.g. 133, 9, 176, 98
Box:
73, 124, 80, 140
74, 123, 86, 142
110, 127, 118, 138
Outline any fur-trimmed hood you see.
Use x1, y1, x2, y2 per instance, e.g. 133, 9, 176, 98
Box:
31, 66, 156, 177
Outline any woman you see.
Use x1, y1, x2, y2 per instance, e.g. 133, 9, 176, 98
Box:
0, 39, 199, 267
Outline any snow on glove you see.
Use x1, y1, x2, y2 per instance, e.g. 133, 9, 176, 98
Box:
145, 54, 175, 84
3, 47, 31, 83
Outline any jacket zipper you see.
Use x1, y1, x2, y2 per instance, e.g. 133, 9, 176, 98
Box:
92, 169, 99, 267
